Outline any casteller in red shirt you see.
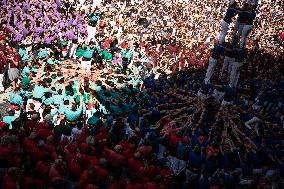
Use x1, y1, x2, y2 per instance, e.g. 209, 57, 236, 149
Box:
36, 160, 50, 180
139, 165, 160, 181
137, 145, 152, 158
168, 133, 188, 148
160, 169, 174, 184
67, 158, 82, 180
144, 182, 166, 189
123, 148, 135, 159
2, 168, 19, 189
22, 137, 37, 154
0, 145, 11, 166
126, 182, 143, 189
280, 32, 284, 40
95, 131, 110, 148
37, 127, 53, 140
0, 51, 7, 74
103, 147, 126, 168
128, 157, 143, 173
93, 165, 109, 181
84, 184, 100, 189
107, 178, 127, 189
2, 172, 19, 189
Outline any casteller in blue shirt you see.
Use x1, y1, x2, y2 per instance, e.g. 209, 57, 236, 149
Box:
211, 44, 224, 59
232, 48, 247, 62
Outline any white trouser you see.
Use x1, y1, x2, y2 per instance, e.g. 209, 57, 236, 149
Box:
81, 60, 92, 71
67, 41, 72, 53
92, 0, 102, 7
78, 0, 85, 6
85, 110, 93, 121
212, 89, 225, 104
204, 57, 217, 84
62, 50, 68, 57
69, 43, 78, 58
87, 25, 96, 42
221, 56, 235, 77
197, 91, 209, 101
221, 100, 233, 106
0, 73, 4, 91
26, 46, 32, 52
240, 25, 253, 48
247, 0, 258, 5
218, 20, 229, 44
245, 116, 261, 135
230, 61, 243, 87
158, 144, 166, 158
168, 155, 186, 174
233, 22, 245, 38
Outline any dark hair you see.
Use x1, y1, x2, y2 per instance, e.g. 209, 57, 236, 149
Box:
46, 78, 52, 83
230, 2, 237, 8
64, 100, 69, 105
57, 72, 63, 77
29, 103, 35, 110
8, 110, 15, 116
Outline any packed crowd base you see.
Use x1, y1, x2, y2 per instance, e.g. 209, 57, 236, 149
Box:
0, 0, 284, 188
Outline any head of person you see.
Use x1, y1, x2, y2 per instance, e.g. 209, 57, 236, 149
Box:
8, 110, 15, 116
230, 1, 237, 8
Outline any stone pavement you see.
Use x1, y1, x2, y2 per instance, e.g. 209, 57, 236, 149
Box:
0, 87, 12, 117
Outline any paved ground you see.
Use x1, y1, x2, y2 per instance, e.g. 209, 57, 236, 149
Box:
0, 102, 9, 117
0, 87, 12, 117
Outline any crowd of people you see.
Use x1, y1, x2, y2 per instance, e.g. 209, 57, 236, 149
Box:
0, 0, 283, 189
